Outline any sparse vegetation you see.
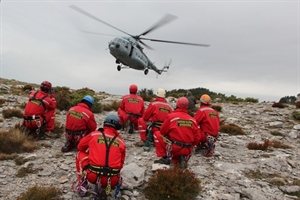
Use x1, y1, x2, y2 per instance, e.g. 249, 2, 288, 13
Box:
102, 100, 121, 111
211, 104, 222, 112
220, 123, 245, 135
22, 84, 33, 91
272, 102, 285, 108
16, 163, 39, 178
144, 167, 201, 200
0, 129, 38, 155
2, 108, 23, 118
270, 130, 284, 136
292, 110, 300, 120
247, 139, 291, 150
17, 185, 62, 200
295, 101, 300, 109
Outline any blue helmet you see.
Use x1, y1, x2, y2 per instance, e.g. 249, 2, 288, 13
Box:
82, 95, 94, 105
104, 113, 122, 130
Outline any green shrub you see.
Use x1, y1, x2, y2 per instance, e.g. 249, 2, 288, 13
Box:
220, 123, 245, 135
292, 110, 300, 120
17, 185, 62, 200
245, 97, 259, 103
144, 167, 201, 200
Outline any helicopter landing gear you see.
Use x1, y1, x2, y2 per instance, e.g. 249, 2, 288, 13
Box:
116, 59, 120, 64
117, 65, 121, 71
144, 68, 149, 75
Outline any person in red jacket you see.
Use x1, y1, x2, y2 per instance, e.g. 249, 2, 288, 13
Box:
117, 84, 145, 133
194, 94, 220, 157
153, 97, 200, 168
61, 95, 97, 152
75, 113, 125, 198
23, 81, 56, 138
135, 88, 173, 147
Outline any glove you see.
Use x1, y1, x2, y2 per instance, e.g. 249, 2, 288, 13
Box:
50, 88, 55, 94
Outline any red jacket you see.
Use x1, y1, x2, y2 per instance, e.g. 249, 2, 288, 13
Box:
194, 105, 220, 136
65, 103, 97, 133
160, 108, 200, 146
120, 94, 145, 116
77, 127, 126, 169
143, 97, 173, 122
24, 90, 56, 116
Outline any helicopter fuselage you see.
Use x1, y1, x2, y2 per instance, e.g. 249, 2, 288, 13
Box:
109, 37, 161, 74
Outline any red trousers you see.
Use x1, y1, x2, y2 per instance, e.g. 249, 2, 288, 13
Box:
153, 131, 193, 164
117, 108, 139, 128
137, 118, 159, 141
75, 151, 119, 188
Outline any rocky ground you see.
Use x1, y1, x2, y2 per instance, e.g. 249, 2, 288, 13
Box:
0, 85, 300, 200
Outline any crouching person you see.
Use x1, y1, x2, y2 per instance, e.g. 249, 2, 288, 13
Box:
75, 113, 126, 198
61, 95, 97, 152
153, 97, 200, 168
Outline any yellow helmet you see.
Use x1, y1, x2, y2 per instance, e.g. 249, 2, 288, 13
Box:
200, 94, 211, 104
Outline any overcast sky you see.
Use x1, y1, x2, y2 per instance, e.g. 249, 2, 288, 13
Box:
1, 0, 299, 102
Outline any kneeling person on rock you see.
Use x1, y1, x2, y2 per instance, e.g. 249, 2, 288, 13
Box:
75, 113, 126, 198
153, 97, 200, 168
61, 95, 97, 152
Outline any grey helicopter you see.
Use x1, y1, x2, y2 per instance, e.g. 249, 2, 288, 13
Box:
70, 5, 210, 75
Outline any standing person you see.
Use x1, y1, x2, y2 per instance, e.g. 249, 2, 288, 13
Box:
194, 94, 220, 157
153, 97, 200, 167
61, 95, 97, 152
135, 88, 173, 147
118, 84, 145, 133
185, 90, 197, 115
23, 81, 56, 138
75, 113, 125, 198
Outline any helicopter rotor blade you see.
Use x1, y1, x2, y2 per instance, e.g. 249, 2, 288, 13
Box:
138, 14, 178, 37
70, 5, 134, 37
81, 30, 120, 37
140, 37, 210, 47
139, 40, 154, 50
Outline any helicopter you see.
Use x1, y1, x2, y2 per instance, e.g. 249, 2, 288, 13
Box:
70, 5, 210, 75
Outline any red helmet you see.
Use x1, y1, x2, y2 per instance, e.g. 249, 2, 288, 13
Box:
40, 81, 52, 92
129, 84, 138, 94
176, 97, 189, 110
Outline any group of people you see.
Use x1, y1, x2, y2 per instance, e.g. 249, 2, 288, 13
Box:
22, 81, 220, 197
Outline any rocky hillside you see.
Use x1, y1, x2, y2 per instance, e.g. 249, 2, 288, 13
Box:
0, 82, 300, 200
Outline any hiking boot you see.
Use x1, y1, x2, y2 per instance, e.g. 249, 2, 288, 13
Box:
154, 157, 170, 165
204, 145, 215, 157
61, 145, 71, 152
44, 131, 56, 138
135, 140, 145, 147
179, 155, 187, 168
128, 123, 134, 134
77, 179, 89, 196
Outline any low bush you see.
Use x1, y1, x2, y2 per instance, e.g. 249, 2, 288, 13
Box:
247, 139, 270, 151
292, 110, 300, 120
2, 108, 23, 118
102, 101, 121, 111
211, 104, 222, 112
17, 185, 62, 200
144, 167, 201, 200
0, 129, 38, 154
220, 123, 245, 135
272, 102, 285, 108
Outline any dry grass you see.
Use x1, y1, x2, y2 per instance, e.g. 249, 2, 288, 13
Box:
247, 139, 291, 151
270, 130, 284, 136
17, 185, 62, 200
0, 129, 38, 155
272, 102, 286, 108
2, 108, 23, 118
211, 104, 222, 112
102, 100, 121, 111
220, 123, 245, 135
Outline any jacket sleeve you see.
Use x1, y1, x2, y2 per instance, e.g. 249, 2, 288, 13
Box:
143, 103, 154, 121
193, 122, 201, 146
159, 117, 170, 137
45, 96, 56, 110
194, 109, 204, 124
77, 134, 92, 152
87, 113, 97, 133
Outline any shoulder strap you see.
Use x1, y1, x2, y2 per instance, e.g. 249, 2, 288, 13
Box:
100, 130, 118, 168
30, 91, 48, 110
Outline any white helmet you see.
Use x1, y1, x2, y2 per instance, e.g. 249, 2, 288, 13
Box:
156, 88, 166, 98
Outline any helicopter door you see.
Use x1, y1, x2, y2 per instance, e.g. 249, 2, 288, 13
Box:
129, 45, 134, 57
